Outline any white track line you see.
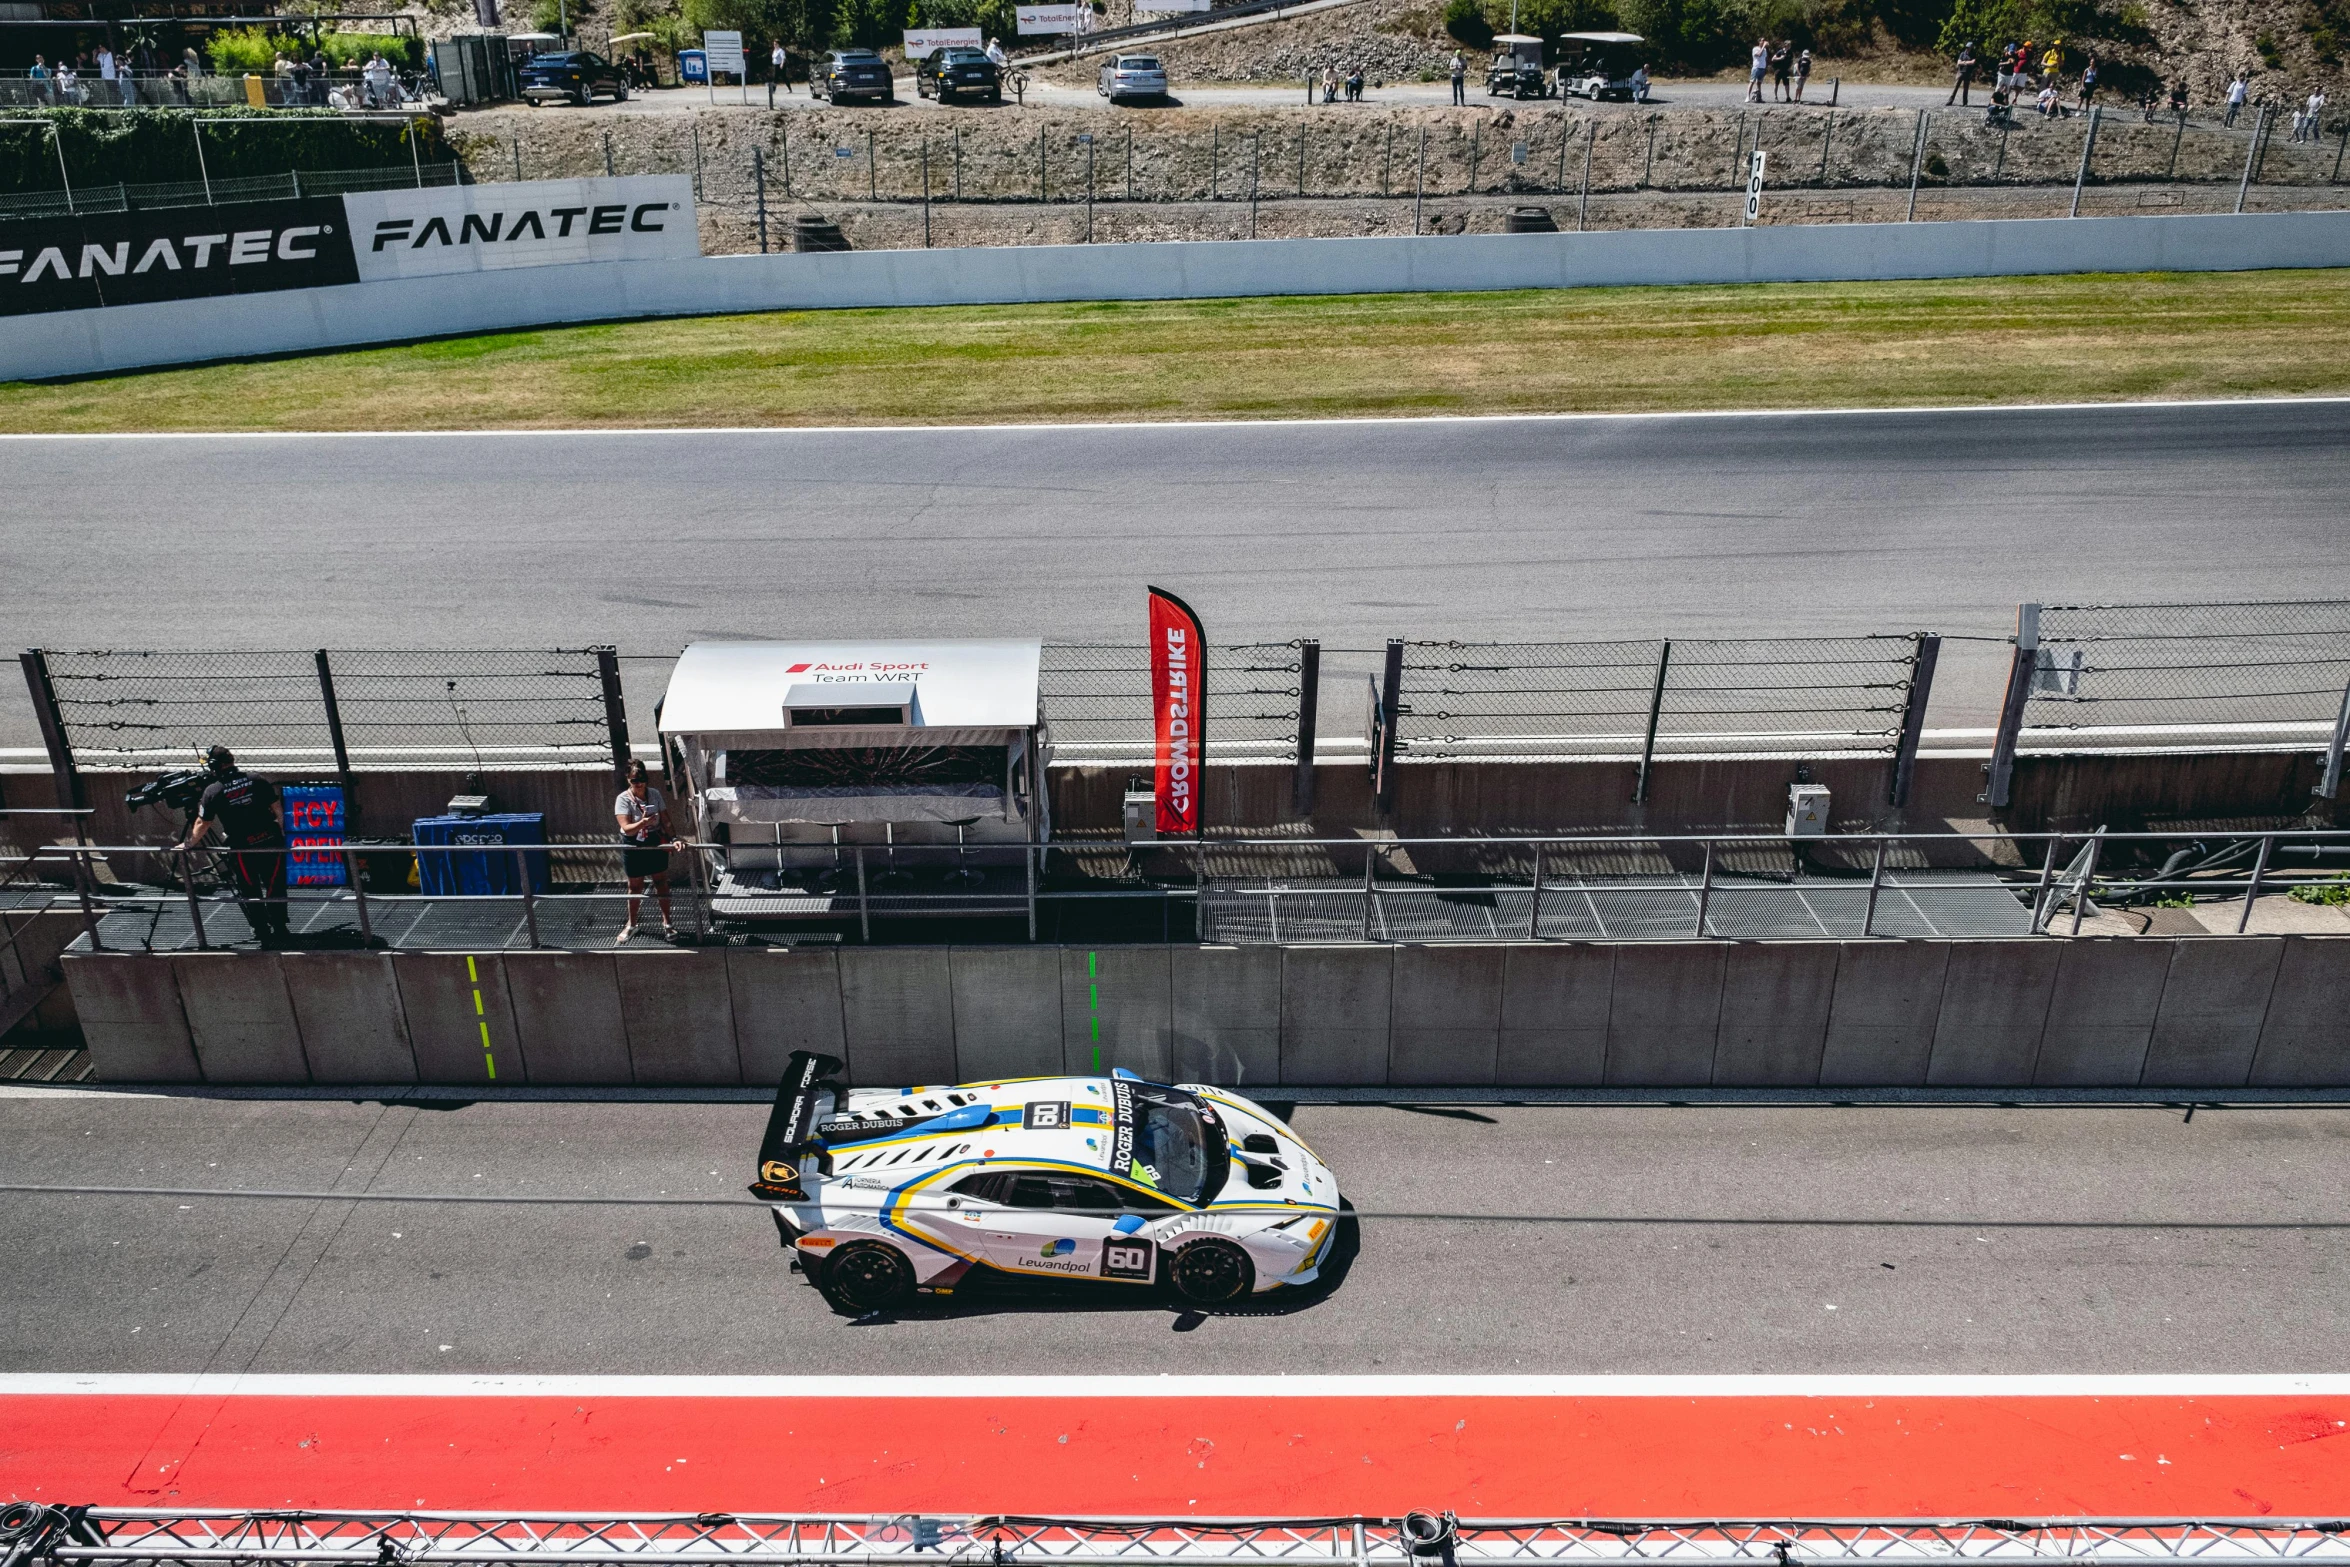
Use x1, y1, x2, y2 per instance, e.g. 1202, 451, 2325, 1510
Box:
5, 1374, 2349, 1397
0, 396, 2345, 442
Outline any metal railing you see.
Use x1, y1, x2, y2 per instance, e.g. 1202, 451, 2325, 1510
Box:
13, 1511, 2350, 1567
0, 158, 461, 223
15, 828, 2349, 953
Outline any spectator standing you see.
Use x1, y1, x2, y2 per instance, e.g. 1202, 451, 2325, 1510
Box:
2311, 88, 2329, 140
614, 759, 677, 944
2078, 54, 2097, 105
28, 54, 49, 103
1792, 48, 1810, 100
1747, 37, 1766, 102
1947, 40, 1976, 104
2224, 71, 2247, 126
1769, 40, 1790, 100
1994, 43, 2014, 95
181, 745, 290, 947
770, 39, 786, 102
184, 44, 202, 76
2040, 39, 2062, 85
1449, 49, 1464, 105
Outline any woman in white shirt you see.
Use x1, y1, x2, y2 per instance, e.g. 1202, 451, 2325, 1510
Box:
613, 759, 676, 943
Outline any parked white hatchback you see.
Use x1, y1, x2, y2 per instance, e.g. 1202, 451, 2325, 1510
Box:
1098, 53, 1170, 102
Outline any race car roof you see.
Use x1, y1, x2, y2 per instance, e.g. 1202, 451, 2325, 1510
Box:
824, 1078, 1119, 1173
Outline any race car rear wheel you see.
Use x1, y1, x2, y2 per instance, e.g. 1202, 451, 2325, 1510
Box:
820, 1241, 915, 1313
1167, 1237, 1254, 1306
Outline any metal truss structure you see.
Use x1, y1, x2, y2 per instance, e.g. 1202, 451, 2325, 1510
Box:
8, 1513, 2350, 1567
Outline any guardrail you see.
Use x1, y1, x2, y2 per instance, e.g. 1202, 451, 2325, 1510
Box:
15, 828, 2350, 952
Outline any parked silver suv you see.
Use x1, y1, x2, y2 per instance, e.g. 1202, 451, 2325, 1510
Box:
1097, 53, 1168, 102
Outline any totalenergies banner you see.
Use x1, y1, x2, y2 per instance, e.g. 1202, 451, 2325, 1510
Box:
1147, 586, 1205, 838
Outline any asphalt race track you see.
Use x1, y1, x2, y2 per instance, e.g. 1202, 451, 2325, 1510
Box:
4, 398, 2350, 747
4, 1091, 2345, 1377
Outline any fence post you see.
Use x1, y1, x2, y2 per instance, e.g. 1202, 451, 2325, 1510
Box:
1414, 127, 1426, 234
49, 124, 74, 213
595, 647, 630, 781
1632, 640, 1671, 804
1374, 639, 1403, 814
1038, 124, 1046, 201
2067, 828, 2103, 936
868, 127, 876, 201
512, 132, 522, 182
1211, 124, 1218, 199
179, 848, 210, 951
19, 650, 83, 823
1578, 117, 1594, 230
1889, 632, 1940, 807
1127, 125, 1133, 200
192, 119, 212, 204
1982, 603, 2039, 810
1642, 115, 1656, 189
2068, 104, 2099, 216
1904, 109, 1925, 220
1297, 128, 1305, 197
1556, 112, 1568, 193
1529, 841, 1544, 940
754, 146, 769, 252
2236, 105, 2264, 212
781, 126, 791, 198
1819, 110, 1833, 184
923, 137, 933, 248
1692, 838, 1714, 937
693, 120, 704, 202
343, 844, 372, 946
1025, 838, 1038, 943
410, 116, 423, 188
314, 649, 356, 824
1292, 639, 1320, 818
2237, 833, 2272, 933
1862, 837, 1886, 936
2029, 834, 2063, 933
2335, 121, 2349, 183
1085, 135, 1094, 242
1386, 121, 1395, 195
1469, 122, 1479, 192
2315, 679, 2350, 800
1248, 135, 1260, 237
2169, 109, 2186, 179
516, 847, 540, 949
1360, 841, 1377, 940
856, 845, 870, 943
602, 128, 615, 178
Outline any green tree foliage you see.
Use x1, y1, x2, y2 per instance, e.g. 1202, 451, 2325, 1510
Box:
1444, 0, 1494, 46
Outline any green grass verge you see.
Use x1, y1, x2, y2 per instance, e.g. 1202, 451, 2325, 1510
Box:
8, 269, 2350, 432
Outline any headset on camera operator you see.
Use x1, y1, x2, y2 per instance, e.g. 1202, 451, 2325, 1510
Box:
176, 744, 291, 945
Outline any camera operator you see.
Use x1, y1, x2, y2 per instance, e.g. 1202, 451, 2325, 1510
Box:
178, 744, 291, 946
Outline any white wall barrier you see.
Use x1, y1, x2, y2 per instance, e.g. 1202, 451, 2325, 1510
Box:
7, 208, 2347, 383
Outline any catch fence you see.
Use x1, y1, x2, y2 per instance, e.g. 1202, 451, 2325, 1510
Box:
1039, 642, 1308, 765
1390, 634, 1928, 765
0, 158, 460, 223
22, 647, 628, 775
2018, 599, 2350, 752
451, 102, 2350, 236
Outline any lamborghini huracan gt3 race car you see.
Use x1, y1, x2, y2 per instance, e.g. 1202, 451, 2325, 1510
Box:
750, 1052, 1343, 1312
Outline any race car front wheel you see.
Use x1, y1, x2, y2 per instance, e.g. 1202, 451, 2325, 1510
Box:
1168, 1237, 1254, 1306
820, 1241, 914, 1313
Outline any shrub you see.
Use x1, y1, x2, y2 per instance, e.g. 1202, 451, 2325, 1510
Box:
1443, 0, 1493, 47
2290, 873, 2350, 906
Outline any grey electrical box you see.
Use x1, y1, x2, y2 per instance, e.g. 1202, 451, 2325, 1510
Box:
1123, 788, 1155, 844
1786, 783, 1830, 838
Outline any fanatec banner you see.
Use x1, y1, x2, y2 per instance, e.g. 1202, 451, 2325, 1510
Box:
0, 175, 698, 317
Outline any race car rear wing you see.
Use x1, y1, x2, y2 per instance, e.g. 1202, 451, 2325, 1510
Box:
751, 1050, 845, 1201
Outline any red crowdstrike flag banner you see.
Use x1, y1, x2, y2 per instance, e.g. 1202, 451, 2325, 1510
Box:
1147, 586, 1206, 838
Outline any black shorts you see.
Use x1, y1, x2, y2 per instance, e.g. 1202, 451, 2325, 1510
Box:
621, 840, 669, 878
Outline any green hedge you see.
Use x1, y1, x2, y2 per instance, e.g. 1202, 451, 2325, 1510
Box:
0, 107, 448, 196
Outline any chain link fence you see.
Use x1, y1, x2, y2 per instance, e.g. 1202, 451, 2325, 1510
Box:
1040, 642, 1306, 765
1395, 635, 1925, 761
36, 647, 621, 771
2022, 600, 2350, 751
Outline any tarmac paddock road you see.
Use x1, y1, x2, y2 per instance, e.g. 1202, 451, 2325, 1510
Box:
1, 1090, 2345, 1377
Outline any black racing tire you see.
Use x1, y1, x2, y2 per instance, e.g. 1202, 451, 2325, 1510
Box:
1167, 1236, 1254, 1307
820, 1240, 915, 1313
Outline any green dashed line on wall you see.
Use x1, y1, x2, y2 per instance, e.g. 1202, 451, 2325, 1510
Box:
466, 954, 497, 1080
1088, 950, 1101, 1074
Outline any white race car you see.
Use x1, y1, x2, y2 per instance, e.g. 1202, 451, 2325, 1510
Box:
751, 1053, 1343, 1313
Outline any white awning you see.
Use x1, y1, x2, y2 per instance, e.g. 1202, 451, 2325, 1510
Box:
660, 640, 1044, 738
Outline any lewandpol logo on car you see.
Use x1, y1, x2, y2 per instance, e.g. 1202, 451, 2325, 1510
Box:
343, 175, 699, 283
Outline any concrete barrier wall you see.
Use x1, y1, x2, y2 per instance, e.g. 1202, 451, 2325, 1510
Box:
10, 209, 2348, 382
65, 934, 2350, 1091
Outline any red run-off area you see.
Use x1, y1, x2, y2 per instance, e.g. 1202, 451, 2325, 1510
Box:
5, 1377, 2349, 1516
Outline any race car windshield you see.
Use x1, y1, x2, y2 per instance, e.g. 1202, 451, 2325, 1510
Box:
1129, 1096, 1223, 1206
